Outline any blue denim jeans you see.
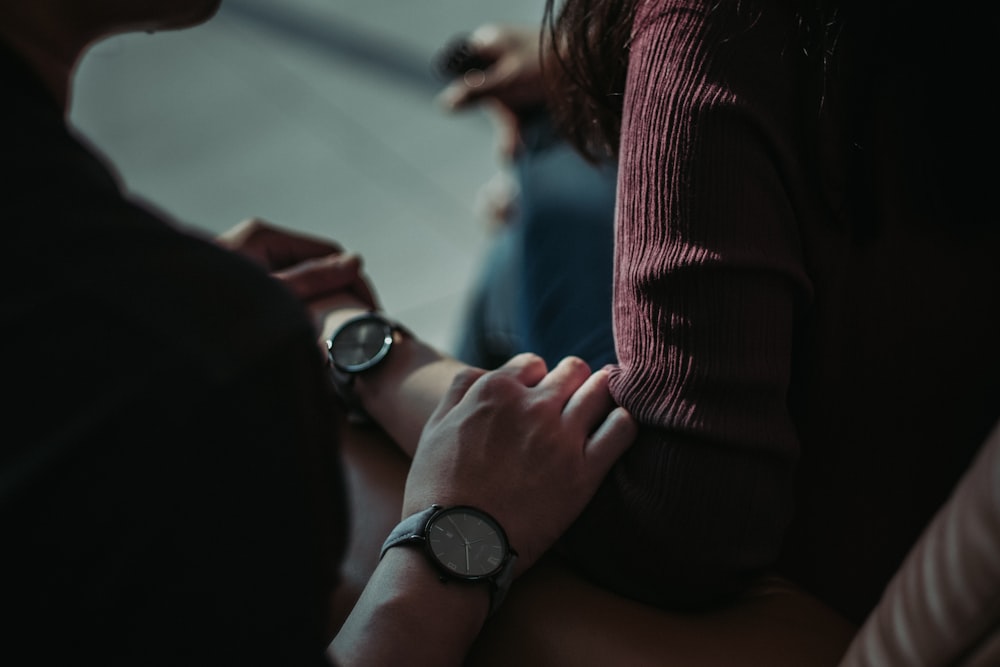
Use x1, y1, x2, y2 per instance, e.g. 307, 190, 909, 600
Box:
455, 113, 618, 372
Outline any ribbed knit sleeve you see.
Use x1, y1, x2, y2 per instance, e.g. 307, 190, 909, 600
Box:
561, 0, 815, 608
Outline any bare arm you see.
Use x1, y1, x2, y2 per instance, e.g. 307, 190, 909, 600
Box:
326, 373, 855, 667
312, 296, 467, 459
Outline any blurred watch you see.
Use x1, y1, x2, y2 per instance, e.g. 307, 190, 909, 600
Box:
325, 311, 407, 423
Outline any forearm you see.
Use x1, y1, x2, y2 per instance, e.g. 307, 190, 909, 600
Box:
329, 548, 489, 666
561, 427, 795, 608
314, 298, 471, 458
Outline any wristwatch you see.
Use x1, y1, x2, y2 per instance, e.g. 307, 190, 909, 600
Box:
325, 311, 406, 422
380, 505, 518, 617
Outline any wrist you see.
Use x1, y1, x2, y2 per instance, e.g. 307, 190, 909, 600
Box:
380, 504, 517, 618
318, 304, 370, 342
379, 547, 492, 624
332, 547, 488, 667
320, 307, 471, 458
325, 311, 410, 424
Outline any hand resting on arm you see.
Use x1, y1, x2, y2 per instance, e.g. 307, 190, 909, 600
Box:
331, 352, 637, 666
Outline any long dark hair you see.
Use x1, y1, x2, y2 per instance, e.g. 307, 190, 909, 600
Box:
540, 0, 638, 161
541, 0, 998, 233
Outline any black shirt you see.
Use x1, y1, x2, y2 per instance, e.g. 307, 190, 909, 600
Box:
1, 42, 345, 665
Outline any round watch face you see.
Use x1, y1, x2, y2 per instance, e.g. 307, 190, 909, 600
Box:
328, 315, 393, 372
426, 506, 508, 579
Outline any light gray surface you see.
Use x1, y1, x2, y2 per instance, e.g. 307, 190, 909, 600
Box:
69, 0, 543, 352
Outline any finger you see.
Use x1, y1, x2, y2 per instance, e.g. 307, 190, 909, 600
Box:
497, 120, 524, 161
494, 352, 548, 387
218, 217, 279, 243
267, 232, 345, 270
560, 367, 618, 433
274, 253, 362, 301
234, 218, 345, 257
221, 218, 346, 269
536, 356, 592, 403
434, 27, 505, 110
244, 219, 345, 268
466, 24, 509, 58
437, 53, 525, 112
485, 103, 524, 160
348, 274, 380, 311
583, 406, 638, 476
436, 81, 472, 112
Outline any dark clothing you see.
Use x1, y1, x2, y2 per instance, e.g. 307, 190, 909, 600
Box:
1, 43, 343, 664
561, 0, 1000, 624
456, 112, 618, 373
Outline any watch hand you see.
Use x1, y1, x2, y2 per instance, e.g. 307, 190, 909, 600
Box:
447, 516, 470, 543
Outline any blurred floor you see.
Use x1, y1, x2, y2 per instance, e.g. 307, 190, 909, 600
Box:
69, 0, 544, 352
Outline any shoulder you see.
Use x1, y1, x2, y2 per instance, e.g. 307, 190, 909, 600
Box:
120, 214, 317, 381
630, 0, 798, 80
1, 59, 319, 406
621, 0, 804, 175
5, 138, 322, 450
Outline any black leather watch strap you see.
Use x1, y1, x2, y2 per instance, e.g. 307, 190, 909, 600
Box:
379, 505, 439, 558
380, 505, 517, 617
326, 362, 370, 424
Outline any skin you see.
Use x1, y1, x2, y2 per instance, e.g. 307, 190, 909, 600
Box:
0, 0, 222, 109
437, 23, 551, 159
217, 217, 379, 307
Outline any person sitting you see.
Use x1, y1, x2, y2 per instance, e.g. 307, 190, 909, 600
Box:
539, 0, 1000, 623
326, 0, 1000, 662
0, 1, 637, 664
439, 0, 999, 632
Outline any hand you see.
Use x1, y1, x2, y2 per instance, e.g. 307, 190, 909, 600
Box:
436, 24, 551, 159
437, 24, 547, 113
403, 353, 637, 577
216, 218, 378, 308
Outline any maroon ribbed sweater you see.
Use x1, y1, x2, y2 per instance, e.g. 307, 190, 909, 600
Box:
560, 0, 1000, 625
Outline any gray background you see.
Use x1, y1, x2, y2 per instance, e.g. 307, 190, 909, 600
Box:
70, 0, 545, 352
